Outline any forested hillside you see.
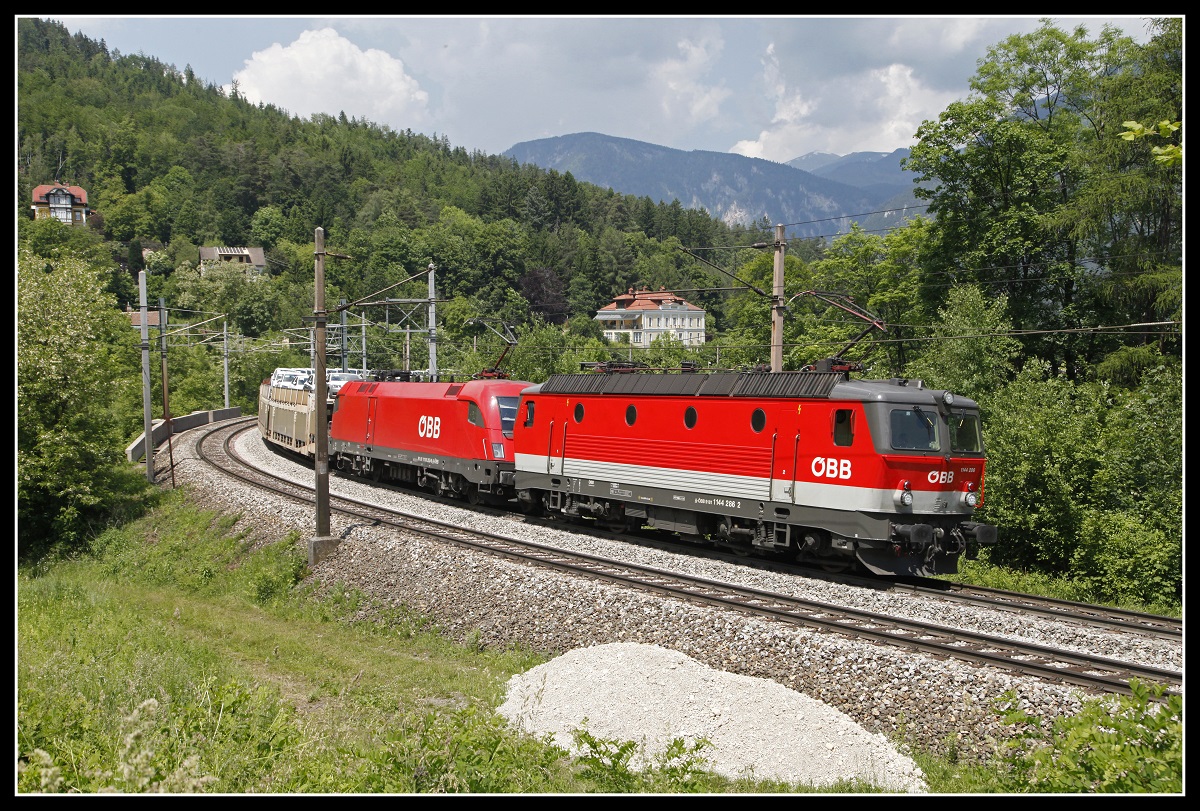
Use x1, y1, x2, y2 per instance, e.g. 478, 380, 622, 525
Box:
16, 17, 1182, 608
503, 132, 883, 238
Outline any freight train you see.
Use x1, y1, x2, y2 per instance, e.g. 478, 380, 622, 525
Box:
258, 365, 998, 576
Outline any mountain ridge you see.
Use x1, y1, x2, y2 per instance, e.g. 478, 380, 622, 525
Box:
504, 133, 926, 239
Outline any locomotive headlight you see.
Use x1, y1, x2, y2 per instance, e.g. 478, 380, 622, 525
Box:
895, 480, 914, 507
962, 482, 978, 508
492, 443, 505, 459
943, 391, 955, 406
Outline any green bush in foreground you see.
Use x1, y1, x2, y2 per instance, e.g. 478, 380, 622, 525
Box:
994, 680, 1183, 793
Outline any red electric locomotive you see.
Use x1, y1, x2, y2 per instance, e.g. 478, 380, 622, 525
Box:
511, 369, 997, 576
330, 376, 533, 504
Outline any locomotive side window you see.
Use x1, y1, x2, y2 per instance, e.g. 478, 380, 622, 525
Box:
684, 406, 697, 429
626, 405, 637, 426
523, 401, 536, 427
891, 408, 939, 451
833, 409, 854, 446
949, 412, 982, 453
574, 402, 585, 423
467, 401, 484, 427
751, 408, 766, 433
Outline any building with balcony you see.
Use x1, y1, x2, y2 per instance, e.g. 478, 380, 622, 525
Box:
594, 286, 707, 347
30, 182, 90, 225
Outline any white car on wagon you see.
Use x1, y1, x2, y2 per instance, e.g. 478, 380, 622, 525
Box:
327, 371, 365, 396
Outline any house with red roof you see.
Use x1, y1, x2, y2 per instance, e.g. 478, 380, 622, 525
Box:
30, 182, 90, 225
593, 286, 707, 347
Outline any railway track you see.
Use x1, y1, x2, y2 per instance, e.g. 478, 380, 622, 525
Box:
186, 418, 1181, 700
589, 531, 1184, 640
889, 578, 1182, 639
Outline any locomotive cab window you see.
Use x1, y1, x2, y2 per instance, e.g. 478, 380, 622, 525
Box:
523, 401, 536, 427
833, 409, 854, 446
467, 401, 484, 427
497, 397, 519, 434
949, 412, 982, 453
891, 408, 940, 451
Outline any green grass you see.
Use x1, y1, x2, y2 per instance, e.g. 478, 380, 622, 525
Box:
16, 487, 1182, 793
947, 558, 1183, 619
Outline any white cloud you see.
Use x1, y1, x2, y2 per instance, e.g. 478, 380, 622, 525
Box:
228, 28, 430, 128
868, 62, 956, 150
650, 35, 732, 127
887, 17, 992, 59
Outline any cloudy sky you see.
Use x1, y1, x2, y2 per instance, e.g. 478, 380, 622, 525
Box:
45, 15, 1157, 163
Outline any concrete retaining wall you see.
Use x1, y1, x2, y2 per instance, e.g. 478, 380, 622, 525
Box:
126, 407, 244, 462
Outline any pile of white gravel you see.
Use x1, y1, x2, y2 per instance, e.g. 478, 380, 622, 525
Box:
497, 642, 928, 792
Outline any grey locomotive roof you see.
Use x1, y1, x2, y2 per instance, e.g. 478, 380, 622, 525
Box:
830, 378, 980, 408
524, 372, 979, 408
535, 372, 841, 398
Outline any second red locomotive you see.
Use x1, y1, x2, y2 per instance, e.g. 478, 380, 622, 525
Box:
329, 376, 532, 505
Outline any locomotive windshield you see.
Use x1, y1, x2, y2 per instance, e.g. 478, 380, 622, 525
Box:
890, 408, 940, 451
948, 412, 983, 453
497, 396, 520, 433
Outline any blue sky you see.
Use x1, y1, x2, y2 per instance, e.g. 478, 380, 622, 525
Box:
41, 15, 1158, 163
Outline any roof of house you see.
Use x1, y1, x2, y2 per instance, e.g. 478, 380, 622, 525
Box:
198, 246, 267, 268
596, 286, 705, 313
31, 182, 89, 205
125, 306, 162, 329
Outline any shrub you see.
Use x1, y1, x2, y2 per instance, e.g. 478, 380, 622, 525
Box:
995, 680, 1182, 793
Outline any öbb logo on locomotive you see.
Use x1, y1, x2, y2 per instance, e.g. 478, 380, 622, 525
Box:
812, 457, 852, 479
259, 367, 998, 578
418, 415, 441, 439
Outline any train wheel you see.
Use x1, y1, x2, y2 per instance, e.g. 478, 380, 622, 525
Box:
466, 485, 482, 506
516, 490, 541, 515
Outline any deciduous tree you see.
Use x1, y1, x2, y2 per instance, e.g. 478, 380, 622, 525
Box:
17, 247, 151, 560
